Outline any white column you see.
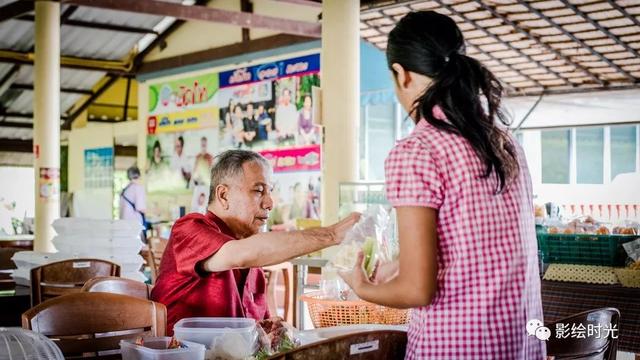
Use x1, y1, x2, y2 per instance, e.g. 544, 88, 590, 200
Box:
320, 0, 360, 225
33, 0, 61, 252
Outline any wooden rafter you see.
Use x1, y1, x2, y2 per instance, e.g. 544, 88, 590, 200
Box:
62, 0, 322, 38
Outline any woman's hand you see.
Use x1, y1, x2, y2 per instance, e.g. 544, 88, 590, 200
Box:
338, 251, 371, 293
371, 260, 399, 284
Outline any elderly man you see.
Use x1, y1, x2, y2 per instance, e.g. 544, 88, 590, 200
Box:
151, 150, 358, 333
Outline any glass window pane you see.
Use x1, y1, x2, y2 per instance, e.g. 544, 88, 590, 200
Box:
576, 128, 604, 184
366, 103, 396, 180
611, 126, 637, 180
541, 130, 570, 184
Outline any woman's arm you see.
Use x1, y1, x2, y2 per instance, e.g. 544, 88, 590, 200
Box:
340, 207, 438, 309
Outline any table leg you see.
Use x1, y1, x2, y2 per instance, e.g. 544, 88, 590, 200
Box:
294, 264, 308, 329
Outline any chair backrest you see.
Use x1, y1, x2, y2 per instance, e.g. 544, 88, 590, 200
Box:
0, 247, 22, 288
263, 262, 294, 324
547, 307, 620, 360
22, 292, 166, 358
30, 258, 121, 306
81, 276, 152, 300
147, 237, 168, 284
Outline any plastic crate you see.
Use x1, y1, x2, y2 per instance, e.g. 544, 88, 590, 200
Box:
537, 233, 638, 266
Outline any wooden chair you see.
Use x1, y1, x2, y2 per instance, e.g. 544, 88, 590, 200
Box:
30, 259, 120, 307
546, 307, 620, 360
147, 237, 169, 284
264, 262, 294, 324
81, 276, 152, 300
0, 247, 21, 290
22, 292, 166, 359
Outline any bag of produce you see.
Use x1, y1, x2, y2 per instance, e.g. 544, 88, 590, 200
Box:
254, 317, 299, 359
329, 205, 396, 279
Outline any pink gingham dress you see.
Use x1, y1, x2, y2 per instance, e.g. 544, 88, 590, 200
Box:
385, 115, 546, 359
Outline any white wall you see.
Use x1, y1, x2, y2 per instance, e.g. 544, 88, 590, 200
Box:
517, 128, 640, 222
504, 89, 640, 129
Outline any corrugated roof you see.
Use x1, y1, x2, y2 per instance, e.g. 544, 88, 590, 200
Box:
360, 0, 640, 96
0, 1, 181, 141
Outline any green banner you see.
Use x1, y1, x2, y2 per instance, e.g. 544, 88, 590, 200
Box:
149, 72, 218, 114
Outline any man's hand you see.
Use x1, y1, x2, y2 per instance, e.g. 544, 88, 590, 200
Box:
327, 212, 361, 246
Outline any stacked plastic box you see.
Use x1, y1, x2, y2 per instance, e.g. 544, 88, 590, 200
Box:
11, 218, 147, 285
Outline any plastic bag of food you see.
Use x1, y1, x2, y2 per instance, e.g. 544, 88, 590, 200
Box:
329, 205, 395, 279
254, 317, 299, 359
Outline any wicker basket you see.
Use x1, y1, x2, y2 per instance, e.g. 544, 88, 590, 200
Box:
300, 291, 410, 328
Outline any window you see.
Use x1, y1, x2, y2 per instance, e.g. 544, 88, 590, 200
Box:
360, 103, 397, 180
516, 132, 524, 146
576, 128, 604, 184
611, 126, 637, 180
541, 130, 571, 184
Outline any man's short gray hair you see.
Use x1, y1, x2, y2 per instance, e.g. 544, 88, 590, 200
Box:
209, 150, 270, 204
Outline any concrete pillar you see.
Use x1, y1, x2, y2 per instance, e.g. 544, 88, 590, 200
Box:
320, 0, 360, 226
33, 0, 61, 252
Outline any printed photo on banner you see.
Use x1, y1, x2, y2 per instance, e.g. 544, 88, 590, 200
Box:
146, 128, 218, 194
268, 171, 321, 231
216, 54, 321, 151
258, 145, 322, 231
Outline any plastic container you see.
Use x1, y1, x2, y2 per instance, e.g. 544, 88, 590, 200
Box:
120, 337, 205, 360
173, 318, 257, 359
537, 233, 639, 266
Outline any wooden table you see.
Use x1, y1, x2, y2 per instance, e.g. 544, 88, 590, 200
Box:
541, 280, 640, 354
0, 234, 34, 250
0, 285, 30, 327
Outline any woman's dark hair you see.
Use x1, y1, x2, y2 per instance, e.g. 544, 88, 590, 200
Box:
387, 11, 519, 193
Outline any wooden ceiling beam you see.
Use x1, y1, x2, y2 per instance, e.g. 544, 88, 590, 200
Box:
0, 1, 35, 22
17, 15, 159, 35
63, 0, 321, 38
138, 33, 316, 74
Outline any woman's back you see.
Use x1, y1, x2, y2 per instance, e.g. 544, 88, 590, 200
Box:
385, 119, 545, 359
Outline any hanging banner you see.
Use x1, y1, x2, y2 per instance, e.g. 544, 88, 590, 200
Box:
259, 145, 321, 173
147, 107, 217, 134
219, 54, 321, 88
38, 167, 60, 202
148, 72, 219, 134
216, 53, 321, 151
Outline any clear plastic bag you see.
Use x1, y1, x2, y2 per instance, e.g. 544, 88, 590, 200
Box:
254, 317, 299, 359
329, 205, 396, 280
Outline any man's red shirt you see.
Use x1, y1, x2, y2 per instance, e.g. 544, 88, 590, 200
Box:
150, 211, 269, 334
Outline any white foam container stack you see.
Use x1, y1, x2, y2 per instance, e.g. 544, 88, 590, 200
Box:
173, 318, 258, 360
12, 218, 148, 284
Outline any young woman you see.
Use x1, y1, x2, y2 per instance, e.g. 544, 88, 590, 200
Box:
340, 11, 545, 359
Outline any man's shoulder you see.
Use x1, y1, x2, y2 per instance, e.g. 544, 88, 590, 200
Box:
172, 213, 218, 234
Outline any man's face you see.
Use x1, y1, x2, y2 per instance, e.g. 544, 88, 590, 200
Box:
247, 104, 254, 117
224, 161, 273, 237
175, 139, 183, 156
201, 138, 207, 153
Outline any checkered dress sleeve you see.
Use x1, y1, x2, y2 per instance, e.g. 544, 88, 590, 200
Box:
384, 137, 444, 209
